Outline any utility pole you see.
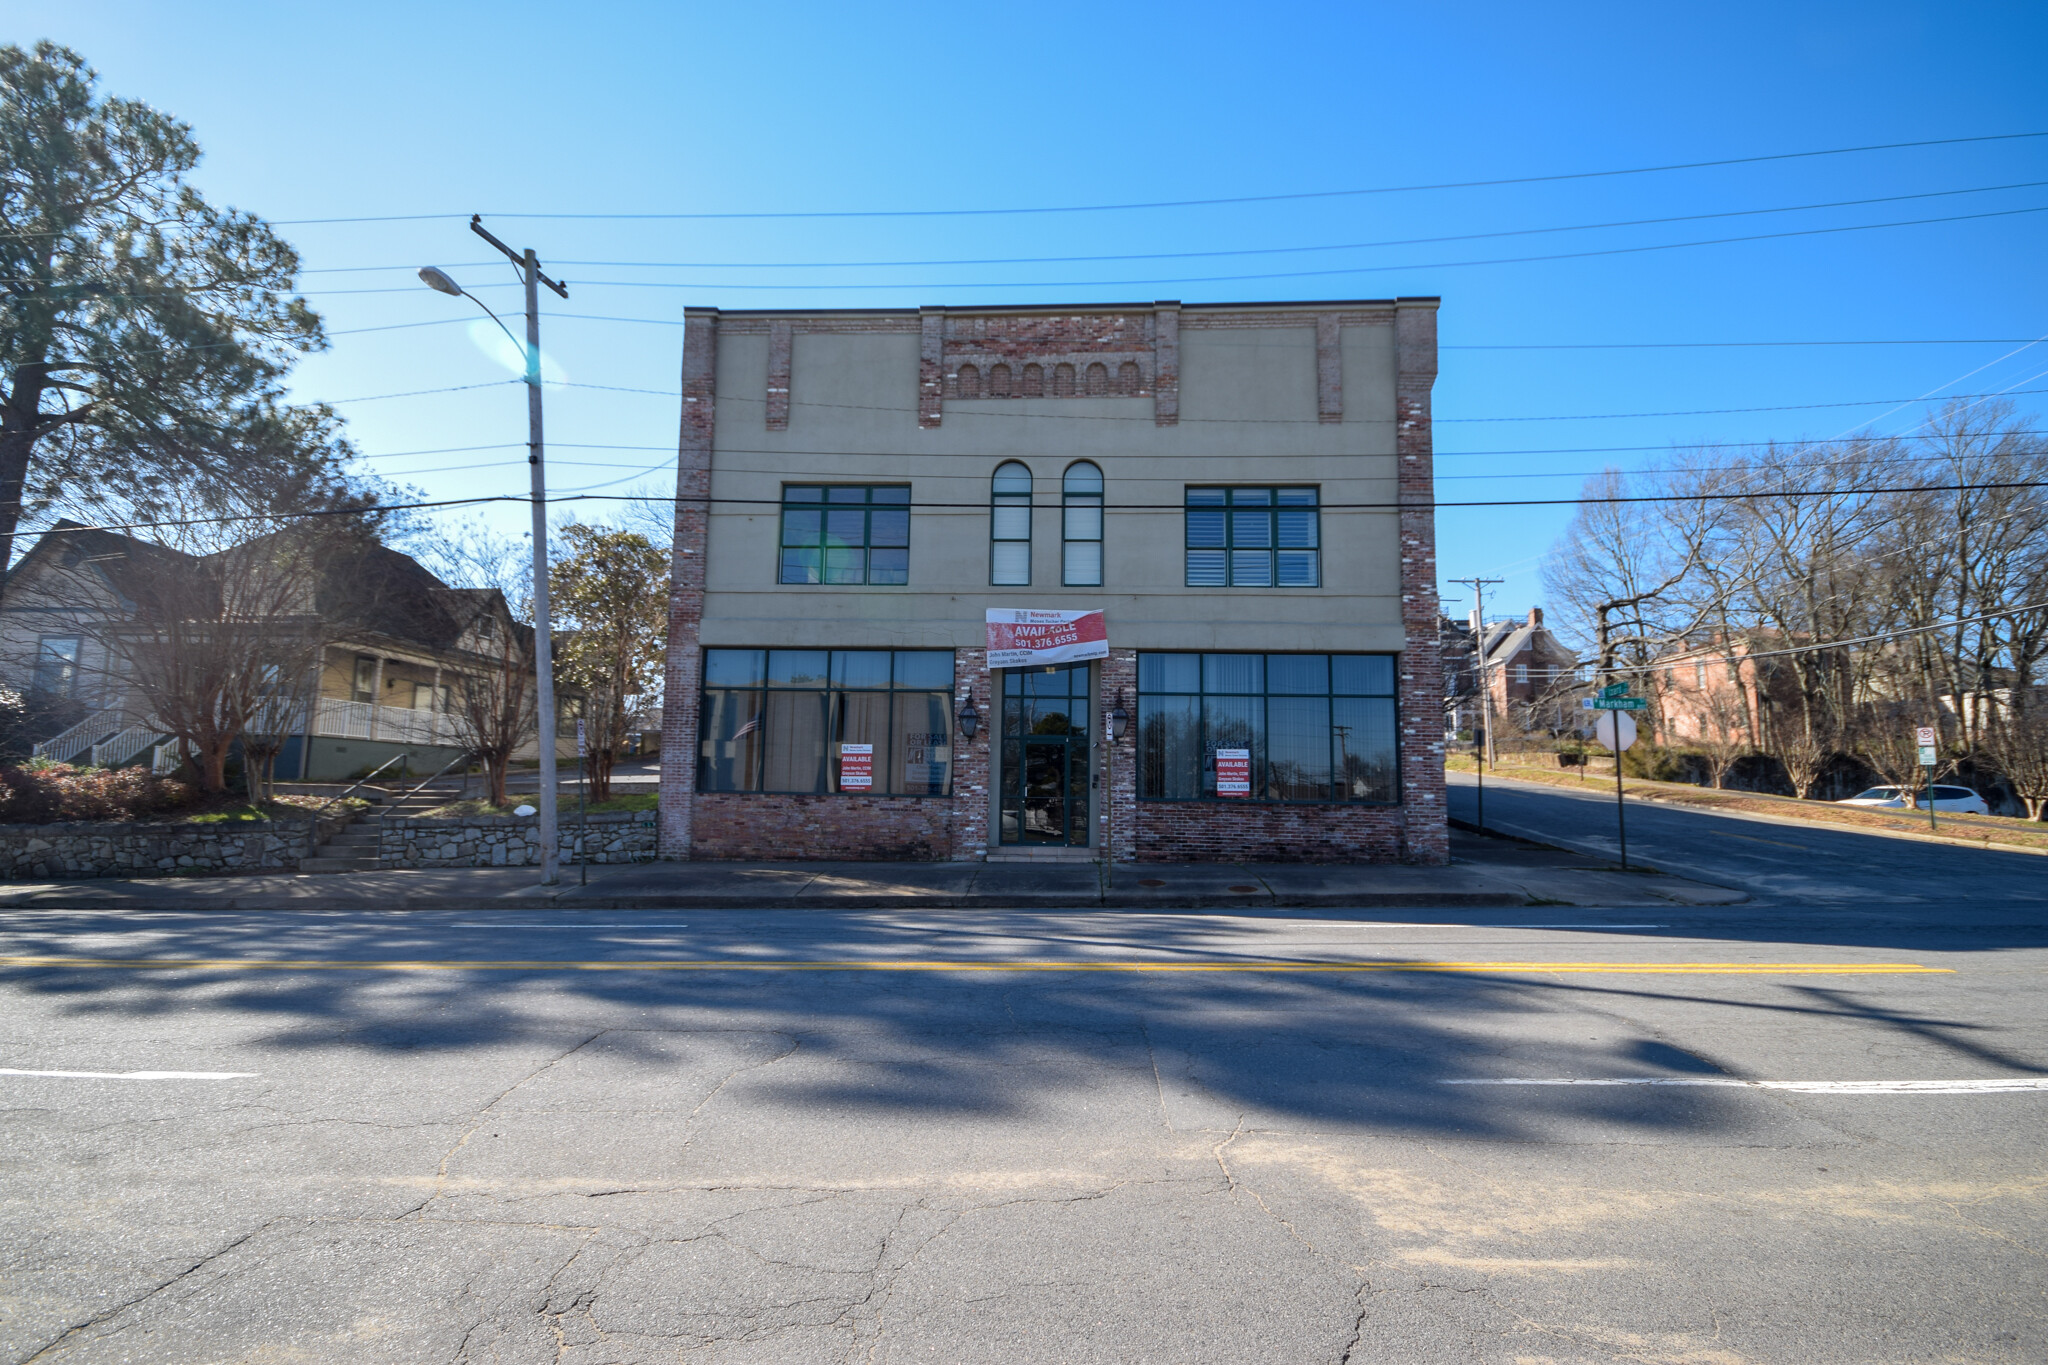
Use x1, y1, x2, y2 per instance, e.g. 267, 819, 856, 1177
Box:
1451, 576, 1503, 833
418, 218, 570, 885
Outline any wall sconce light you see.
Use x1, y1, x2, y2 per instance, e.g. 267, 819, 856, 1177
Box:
1110, 691, 1130, 742
956, 692, 980, 741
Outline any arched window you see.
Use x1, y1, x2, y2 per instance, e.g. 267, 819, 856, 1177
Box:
1062, 461, 1103, 586
1118, 361, 1142, 395
1021, 363, 1044, 397
991, 461, 1032, 585
989, 363, 1013, 398
1084, 362, 1109, 396
1052, 363, 1076, 397
957, 363, 981, 399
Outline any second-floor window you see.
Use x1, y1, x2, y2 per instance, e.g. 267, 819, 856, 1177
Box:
1185, 487, 1319, 588
1063, 461, 1103, 586
779, 485, 910, 585
991, 462, 1031, 585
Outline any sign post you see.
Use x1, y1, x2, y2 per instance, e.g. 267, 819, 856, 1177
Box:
1916, 726, 1938, 833
574, 719, 588, 886
1585, 684, 1644, 870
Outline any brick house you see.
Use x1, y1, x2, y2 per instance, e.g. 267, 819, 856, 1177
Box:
1474, 607, 1582, 734
1657, 633, 1800, 749
655, 298, 1447, 864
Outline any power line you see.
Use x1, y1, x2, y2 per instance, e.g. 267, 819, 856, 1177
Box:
289, 181, 2048, 273
33, 477, 2048, 542
528, 383, 2048, 424
266, 131, 2048, 224
1619, 602, 2048, 673
285, 202, 2048, 295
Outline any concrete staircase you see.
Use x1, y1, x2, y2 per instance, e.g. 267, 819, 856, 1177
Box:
300, 814, 382, 874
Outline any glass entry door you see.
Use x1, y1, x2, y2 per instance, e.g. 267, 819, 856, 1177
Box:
1000, 664, 1091, 846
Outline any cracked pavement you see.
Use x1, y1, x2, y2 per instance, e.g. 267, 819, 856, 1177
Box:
1, 898, 2044, 1362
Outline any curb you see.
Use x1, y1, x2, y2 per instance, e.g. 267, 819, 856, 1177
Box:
0, 888, 1534, 912
1458, 771, 2048, 859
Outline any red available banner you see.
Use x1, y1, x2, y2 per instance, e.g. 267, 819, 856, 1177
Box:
985, 608, 1109, 669
1215, 748, 1251, 797
839, 743, 873, 790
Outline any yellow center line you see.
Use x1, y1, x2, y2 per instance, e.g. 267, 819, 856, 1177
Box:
0, 956, 1952, 975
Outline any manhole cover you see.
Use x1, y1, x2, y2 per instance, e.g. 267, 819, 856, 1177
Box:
1138, 878, 1166, 887
1228, 884, 1259, 893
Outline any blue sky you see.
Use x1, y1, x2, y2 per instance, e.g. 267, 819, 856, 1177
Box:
9, 1, 2047, 635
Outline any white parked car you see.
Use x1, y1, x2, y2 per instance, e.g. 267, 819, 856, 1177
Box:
1838, 784, 1990, 815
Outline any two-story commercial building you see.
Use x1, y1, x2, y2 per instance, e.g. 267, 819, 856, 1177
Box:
654, 297, 1446, 863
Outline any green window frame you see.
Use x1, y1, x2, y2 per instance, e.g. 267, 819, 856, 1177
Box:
1136, 652, 1398, 804
1062, 461, 1104, 586
698, 648, 956, 796
1185, 487, 1319, 587
990, 462, 1032, 586
779, 485, 911, 585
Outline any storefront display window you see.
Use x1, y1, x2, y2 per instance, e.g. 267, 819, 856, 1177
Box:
1137, 652, 1396, 802
700, 648, 954, 795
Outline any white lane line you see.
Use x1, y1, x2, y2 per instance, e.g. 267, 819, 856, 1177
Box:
1441, 1078, 2048, 1094
1331, 923, 1667, 930
452, 925, 692, 933
0, 1068, 255, 1080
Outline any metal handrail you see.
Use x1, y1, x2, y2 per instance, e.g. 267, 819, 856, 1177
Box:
384, 749, 477, 814
326, 753, 407, 814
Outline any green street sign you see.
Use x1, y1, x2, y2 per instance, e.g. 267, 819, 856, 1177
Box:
1599, 682, 1632, 699
1590, 697, 1649, 711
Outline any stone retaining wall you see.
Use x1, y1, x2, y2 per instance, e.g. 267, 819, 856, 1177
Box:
378, 812, 658, 868
0, 817, 332, 879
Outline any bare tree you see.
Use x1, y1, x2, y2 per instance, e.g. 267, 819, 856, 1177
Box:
448, 623, 533, 808
71, 494, 363, 796
549, 524, 667, 803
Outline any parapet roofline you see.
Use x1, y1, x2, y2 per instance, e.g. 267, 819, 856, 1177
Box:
679, 296, 1440, 319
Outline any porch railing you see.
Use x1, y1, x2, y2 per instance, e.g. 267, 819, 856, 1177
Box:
31, 708, 126, 762
310, 697, 463, 747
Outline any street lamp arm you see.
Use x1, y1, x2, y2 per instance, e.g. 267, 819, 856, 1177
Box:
457, 290, 531, 374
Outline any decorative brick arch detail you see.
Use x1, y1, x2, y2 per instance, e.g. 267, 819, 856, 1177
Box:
1084, 362, 1109, 396
1022, 363, 1044, 397
1117, 360, 1141, 396
1053, 363, 1075, 397
988, 363, 1012, 398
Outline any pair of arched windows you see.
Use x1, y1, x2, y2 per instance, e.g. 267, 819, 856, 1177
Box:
991, 461, 1103, 587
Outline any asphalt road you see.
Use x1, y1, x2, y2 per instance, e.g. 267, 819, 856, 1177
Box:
1449, 769, 2048, 906
2, 901, 2044, 1363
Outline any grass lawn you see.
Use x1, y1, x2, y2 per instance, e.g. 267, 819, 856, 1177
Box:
176, 795, 371, 824
1447, 755, 2048, 852
416, 792, 658, 819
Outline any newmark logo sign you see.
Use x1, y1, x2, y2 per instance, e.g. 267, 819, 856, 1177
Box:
985, 609, 1108, 669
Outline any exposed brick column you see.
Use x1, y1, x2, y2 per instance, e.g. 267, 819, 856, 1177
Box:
1315, 313, 1343, 423
1394, 298, 1448, 864
765, 320, 792, 430
1102, 648, 1138, 861
1152, 303, 1180, 426
949, 647, 990, 859
658, 308, 718, 859
919, 307, 945, 428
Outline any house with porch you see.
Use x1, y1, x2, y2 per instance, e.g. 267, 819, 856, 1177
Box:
2, 522, 535, 782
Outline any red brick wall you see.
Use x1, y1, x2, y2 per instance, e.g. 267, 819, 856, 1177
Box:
691, 793, 956, 861
1134, 803, 1407, 863
1395, 298, 1450, 865
949, 647, 992, 860
656, 308, 717, 858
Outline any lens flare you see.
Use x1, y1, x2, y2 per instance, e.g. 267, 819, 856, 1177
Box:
467, 317, 569, 384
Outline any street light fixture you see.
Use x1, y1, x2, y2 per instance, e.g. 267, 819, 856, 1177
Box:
956, 692, 980, 742
418, 217, 571, 885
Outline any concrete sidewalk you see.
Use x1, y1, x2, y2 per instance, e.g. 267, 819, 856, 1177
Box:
0, 831, 1742, 911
